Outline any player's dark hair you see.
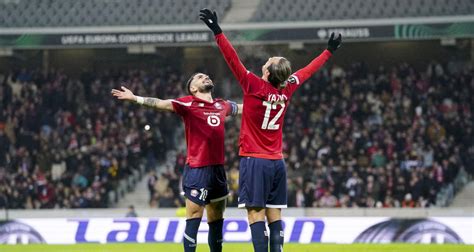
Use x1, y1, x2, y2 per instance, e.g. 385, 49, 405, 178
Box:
268, 57, 292, 88
186, 73, 199, 95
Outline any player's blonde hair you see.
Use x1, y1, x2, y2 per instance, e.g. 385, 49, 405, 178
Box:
268, 58, 292, 88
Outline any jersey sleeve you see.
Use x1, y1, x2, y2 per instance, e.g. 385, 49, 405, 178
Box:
171, 97, 193, 116
215, 33, 255, 94
224, 100, 239, 117
285, 49, 332, 95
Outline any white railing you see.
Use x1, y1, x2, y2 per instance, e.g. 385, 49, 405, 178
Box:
0, 15, 473, 34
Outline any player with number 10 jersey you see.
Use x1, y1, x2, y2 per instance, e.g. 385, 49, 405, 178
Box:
112, 72, 241, 252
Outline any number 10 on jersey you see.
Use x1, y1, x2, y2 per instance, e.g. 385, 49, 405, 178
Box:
261, 101, 285, 130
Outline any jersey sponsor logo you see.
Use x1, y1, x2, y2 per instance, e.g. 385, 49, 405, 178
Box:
207, 115, 221, 127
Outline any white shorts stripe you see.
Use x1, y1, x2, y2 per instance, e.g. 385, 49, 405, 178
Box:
210, 194, 229, 203
265, 204, 287, 208
237, 203, 287, 209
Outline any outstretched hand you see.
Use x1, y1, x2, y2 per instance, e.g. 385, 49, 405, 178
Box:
327, 32, 342, 53
111, 86, 136, 101
199, 8, 222, 35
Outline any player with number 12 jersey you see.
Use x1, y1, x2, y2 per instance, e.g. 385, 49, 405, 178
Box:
214, 32, 336, 210
216, 36, 332, 160
200, 7, 342, 252
217, 31, 340, 252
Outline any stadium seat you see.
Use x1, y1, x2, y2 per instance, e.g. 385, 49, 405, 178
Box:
0, 0, 232, 27
250, 0, 473, 22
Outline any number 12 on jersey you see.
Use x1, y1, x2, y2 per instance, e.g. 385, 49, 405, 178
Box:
261, 101, 285, 130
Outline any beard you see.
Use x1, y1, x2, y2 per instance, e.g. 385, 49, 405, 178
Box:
198, 83, 214, 93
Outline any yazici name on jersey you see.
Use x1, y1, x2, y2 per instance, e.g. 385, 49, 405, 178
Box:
267, 94, 288, 102
70, 218, 324, 243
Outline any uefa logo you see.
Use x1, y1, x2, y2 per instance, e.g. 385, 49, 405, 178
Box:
0, 221, 46, 244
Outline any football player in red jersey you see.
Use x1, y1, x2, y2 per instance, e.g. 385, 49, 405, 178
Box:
112, 73, 241, 252
200, 9, 342, 252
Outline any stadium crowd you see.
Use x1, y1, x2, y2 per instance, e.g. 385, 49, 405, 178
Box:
0, 68, 182, 209
0, 59, 472, 209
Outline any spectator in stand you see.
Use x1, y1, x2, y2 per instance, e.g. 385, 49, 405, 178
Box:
126, 205, 138, 217
147, 170, 158, 206
0, 67, 183, 209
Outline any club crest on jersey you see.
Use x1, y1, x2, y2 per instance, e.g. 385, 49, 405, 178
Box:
214, 102, 222, 109
199, 103, 204, 107
190, 189, 199, 197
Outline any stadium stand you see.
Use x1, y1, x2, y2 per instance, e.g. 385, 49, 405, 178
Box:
0, 0, 231, 27
0, 68, 185, 209
3, 0, 473, 28
250, 0, 474, 22
450, 181, 474, 207
0, 58, 472, 209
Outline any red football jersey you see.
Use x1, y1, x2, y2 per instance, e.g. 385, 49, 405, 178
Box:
215, 33, 332, 159
172, 95, 238, 167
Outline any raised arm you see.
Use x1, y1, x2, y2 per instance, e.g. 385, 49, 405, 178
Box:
290, 33, 342, 85
200, 9, 249, 87
111, 86, 174, 112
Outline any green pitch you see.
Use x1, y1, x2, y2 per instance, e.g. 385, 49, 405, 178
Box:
1, 243, 473, 252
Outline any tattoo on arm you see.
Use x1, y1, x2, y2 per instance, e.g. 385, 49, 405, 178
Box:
143, 97, 159, 108
137, 97, 172, 111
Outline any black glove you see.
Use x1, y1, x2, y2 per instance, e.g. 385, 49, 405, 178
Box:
327, 32, 342, 53
199, 8, 222, 35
